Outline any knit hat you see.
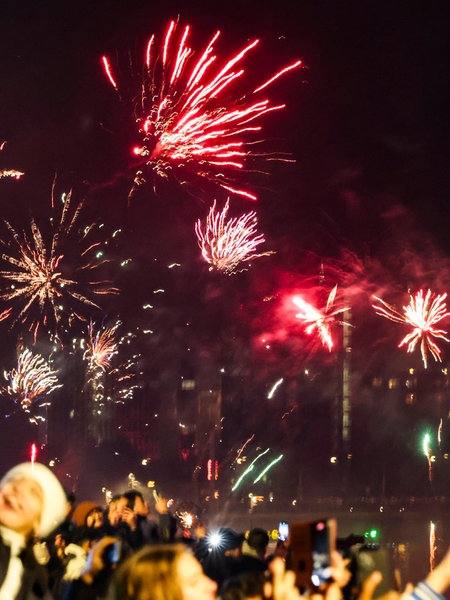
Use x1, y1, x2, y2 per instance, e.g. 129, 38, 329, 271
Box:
72, 501, 103, 527
0, 462, 67, 537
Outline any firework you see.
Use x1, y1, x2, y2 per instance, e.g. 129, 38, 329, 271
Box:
422, 432, 433, 484
84, 321, 119, 372
0, 169, 24, 180
174, 501, 203, 533
429, 521, 436, 571
231, 448, 269, 492
372, 289, 450, 368
109, 329, 143, 402
177, 511, 194, 529
195, 199, 274, 274
102, 20, 302, 200
81, 322, 140, 444
253, 453, 283, 483
0, 141, 24, 180
3, 347, 61, 413
30, 442, 38, 467
0, 308, 12, 322
234, 434, 255, 465
292, 285, 348, 351
0, 185, 118, 341
267, 378, 284, 399
74, 323, 142, 412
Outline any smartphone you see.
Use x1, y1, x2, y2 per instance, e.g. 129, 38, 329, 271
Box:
288, 518, 337, 590
278, 521, 290, 542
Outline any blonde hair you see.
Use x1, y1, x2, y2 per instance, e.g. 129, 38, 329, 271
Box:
109, 544, 188, 600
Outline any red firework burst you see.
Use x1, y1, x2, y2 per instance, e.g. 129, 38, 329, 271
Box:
292, 285, 348, 351
102, 20, 302, 200
372, 289, 450, 368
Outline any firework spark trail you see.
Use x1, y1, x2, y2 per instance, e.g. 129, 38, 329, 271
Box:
84, 321, 119, 372
0, 169, 24, 180
281, 406, 296, 420
231, 448, 269, 492
0, 185, 118, 341
177, 511, 194, 530
195, 199, 274, 274
292, 285, 348, 351
78, 324, 142, 404
267, 378, 284, 399
0, 141, 24, 180
30, 442, 37, 467
3, 347, 61, 413
372, 289, 450, 368
253, 453, 283, 483
235, 433, 255, 462
429, 521, 436, 571
0, 308, 12, 322
423, 433, 433, 484
102, 21, 302, 200
109, 331, 143, 401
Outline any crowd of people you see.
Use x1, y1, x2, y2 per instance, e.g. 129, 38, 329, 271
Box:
1, 461, 450, 600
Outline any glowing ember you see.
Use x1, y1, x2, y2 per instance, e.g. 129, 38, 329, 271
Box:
373, 289, 450, 368
102, 20, 302, 200
293, 285, 348, 351
195, 199, 274, 274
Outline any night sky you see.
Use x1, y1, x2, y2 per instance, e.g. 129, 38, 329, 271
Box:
1, 2, 449, 228
1, 0, 450, 496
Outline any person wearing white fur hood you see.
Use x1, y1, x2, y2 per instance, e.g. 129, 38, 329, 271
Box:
0, 461, 67, 600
